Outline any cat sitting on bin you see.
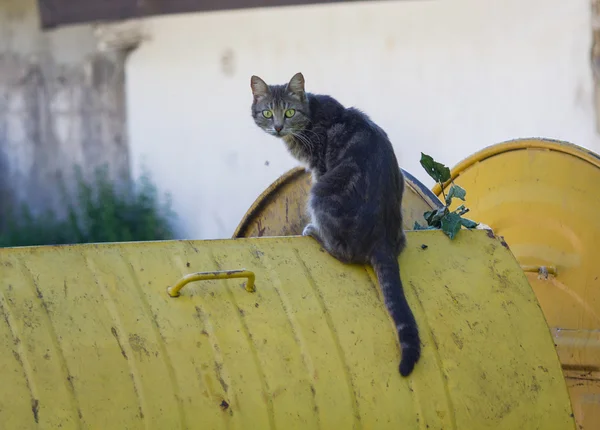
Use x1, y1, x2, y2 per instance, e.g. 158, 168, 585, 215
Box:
250, 72, 421, 376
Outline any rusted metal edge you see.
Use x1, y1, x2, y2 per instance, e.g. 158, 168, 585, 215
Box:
232, 167, 309, 238
232, 167, 443, 239
401, 168, 443, 211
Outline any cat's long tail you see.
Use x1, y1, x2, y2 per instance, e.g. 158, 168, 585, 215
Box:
370, 247, 421, 377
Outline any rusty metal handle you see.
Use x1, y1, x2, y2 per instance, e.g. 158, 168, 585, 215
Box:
167, 269, 256, 298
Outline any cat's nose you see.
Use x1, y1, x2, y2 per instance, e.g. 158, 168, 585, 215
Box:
274, 125, 283, 133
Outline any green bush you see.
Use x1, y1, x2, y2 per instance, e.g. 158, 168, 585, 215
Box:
0, 167, 176, 248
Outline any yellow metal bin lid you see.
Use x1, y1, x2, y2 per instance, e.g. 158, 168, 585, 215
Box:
0, 230, 574, 429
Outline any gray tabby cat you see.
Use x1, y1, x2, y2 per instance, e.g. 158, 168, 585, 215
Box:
250, 73, 421, 376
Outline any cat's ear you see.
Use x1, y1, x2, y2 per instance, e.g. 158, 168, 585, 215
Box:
287, 72, 305, 100
251, 75, 270, 101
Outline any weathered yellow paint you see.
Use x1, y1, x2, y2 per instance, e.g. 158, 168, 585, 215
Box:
233, 167, 442, 238
433, 138, 600, 430
0, 231, 574, 429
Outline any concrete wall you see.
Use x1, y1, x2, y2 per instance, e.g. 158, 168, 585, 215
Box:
126, 0, 598, 240
0, 0, 130, 220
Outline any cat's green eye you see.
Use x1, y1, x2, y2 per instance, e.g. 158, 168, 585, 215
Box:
262, 110, 273, 119
285, 109, 296, 118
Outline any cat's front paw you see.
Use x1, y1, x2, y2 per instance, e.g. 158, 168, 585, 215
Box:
302, 223, 317, 237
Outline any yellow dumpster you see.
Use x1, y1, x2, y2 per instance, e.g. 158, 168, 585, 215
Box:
233, 167, 442, 238
433, 138, 600, 430
0, 230, 574, 429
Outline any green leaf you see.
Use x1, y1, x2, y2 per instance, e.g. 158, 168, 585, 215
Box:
424, 207, 448, 228
460, 218, 478, 229
452, 204, 471, 216
445, 184, 466, 205
423, 210, 434, 223
413, 221, 425, 230
441, 212, 463, 240
420, 153, 451, 183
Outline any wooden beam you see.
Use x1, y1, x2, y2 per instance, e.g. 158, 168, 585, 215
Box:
37, 0, 366, 29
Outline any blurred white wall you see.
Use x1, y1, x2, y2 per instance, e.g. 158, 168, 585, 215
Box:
126, 0, 597, 239
0, 0, 129, 217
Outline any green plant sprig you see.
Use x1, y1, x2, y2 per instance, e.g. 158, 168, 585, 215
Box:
413, 153, 478, 239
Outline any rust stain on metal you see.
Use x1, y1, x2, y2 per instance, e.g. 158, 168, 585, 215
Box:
31, 399, 39, 423
111, 327, 128, 359
256, 220, 266, 238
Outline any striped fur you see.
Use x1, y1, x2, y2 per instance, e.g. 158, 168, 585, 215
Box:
250, 73, 421, 376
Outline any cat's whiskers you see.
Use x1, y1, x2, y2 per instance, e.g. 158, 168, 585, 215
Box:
290, 131, 314, 159
298, 128, 321, 145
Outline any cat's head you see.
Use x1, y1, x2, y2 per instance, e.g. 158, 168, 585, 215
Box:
250, 72, 310, 138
